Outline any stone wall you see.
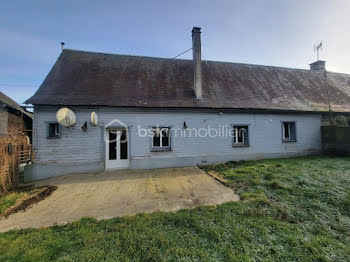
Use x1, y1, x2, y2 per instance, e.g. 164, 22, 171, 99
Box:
321, 126, 350, 155
0, 108, 8, 136
0, 109, 30, 191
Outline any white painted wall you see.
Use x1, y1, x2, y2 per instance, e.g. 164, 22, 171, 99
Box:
32, 106, 321, 172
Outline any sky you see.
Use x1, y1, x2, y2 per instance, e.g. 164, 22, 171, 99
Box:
1, 0, 350, 105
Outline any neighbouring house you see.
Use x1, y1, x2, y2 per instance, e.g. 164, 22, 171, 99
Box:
24, 27, 350, 181
0, 92, 33, 187
0, 91, 32, 145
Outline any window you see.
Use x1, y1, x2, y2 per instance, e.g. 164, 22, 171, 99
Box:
152, 127, 171, 151
233, 125, 249, 147
108, 129, 128, 160
282, 122, 296, 142
109, 130, 117, 160
120, 129, 128, 159
48, 123, 60, 138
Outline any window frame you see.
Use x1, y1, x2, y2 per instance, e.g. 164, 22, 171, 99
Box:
47, 122, 61, 139
232, 125, 250, 147
151, 127, 171, 152
281, 121, 297, 142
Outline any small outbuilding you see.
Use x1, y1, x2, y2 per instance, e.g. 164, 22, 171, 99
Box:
0, 92, 33, 189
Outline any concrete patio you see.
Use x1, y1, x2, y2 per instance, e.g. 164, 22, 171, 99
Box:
0, 167, 239, 232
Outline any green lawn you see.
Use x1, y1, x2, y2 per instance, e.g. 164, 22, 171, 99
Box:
0, 156, 349, 261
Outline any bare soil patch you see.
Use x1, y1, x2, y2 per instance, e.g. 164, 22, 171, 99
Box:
0, 185, 57, 219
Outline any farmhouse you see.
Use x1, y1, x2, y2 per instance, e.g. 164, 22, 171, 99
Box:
25, 28, 350, 181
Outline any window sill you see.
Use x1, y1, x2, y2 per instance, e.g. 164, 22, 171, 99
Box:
232, 144, 249, 148
151, 147, 172, 152
282, 139, 297, 143
47, 136, 61, 139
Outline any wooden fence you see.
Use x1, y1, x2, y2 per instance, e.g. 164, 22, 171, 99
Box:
0, 144, 32, 193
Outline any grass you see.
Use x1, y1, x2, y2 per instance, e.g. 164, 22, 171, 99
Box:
0, 156, 349, 261
0, 188, 36, 215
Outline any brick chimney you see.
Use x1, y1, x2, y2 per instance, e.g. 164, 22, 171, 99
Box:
310, 60, 326, 71
192, 27, 202, 99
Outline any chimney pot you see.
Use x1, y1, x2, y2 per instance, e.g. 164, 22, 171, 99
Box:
192, 27, 202, 99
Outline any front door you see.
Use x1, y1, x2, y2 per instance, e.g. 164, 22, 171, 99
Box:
105, 129, 129, 169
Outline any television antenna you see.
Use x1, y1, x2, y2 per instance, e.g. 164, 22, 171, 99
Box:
314, 41, 323, 60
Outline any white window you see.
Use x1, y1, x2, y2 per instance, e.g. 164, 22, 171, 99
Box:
233, 125, 249, 147
152, 127, 171, 151
282, 122, 296, 142
48, 123, 60, 138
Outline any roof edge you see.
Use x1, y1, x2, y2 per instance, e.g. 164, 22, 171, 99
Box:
31, 104, 337, 114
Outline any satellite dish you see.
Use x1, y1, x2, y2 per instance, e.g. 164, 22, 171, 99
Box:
91, 112, 98, 126
56, 108, 77, 127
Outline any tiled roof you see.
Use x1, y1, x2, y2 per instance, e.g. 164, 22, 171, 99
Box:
26, 49, 350, 112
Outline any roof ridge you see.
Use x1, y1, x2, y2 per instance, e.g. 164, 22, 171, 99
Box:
63, 48, 189, 62
0, 91, 33, 118
62, 48, 350, 75
0, 91, 22, 109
